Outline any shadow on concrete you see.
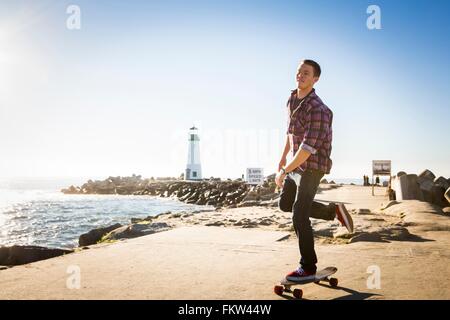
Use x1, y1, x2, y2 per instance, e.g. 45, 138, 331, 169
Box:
347, 227, 435, 244
314, 282, 383, 300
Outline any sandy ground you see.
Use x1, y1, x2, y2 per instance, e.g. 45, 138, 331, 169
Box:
1, 185, 449, 300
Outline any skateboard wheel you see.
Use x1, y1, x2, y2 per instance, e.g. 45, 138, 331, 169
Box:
274, 285, 284, 295
293, 288, 303, 299
329, 278, 338, 287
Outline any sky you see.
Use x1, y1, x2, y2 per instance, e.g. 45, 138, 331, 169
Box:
0, 0, 449, 181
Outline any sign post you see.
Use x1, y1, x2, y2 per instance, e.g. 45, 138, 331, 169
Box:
372, 160, 391, 196
246, 168, 264, 185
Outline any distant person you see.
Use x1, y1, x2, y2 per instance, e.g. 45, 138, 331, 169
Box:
363, 175, 367, 186
376, 176, 380, 185
275, 59, 354, 282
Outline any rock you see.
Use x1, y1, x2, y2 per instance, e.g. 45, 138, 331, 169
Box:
258, 218, 274, 226
205, 221, 225, 226
380, 200, 400, 210
102, 222, 171, 241
391, 174, 423, 201
0, 246, 73, 266
320, 179, 328, 184
431, 186, 446, 207
237, 200, 262, 207
233, 218, 258, 228
419, 179, 434, 203
79, 223, 122, 246
348, 233, 383, 243
131, 216, 153, 224
434, 176, 450, 190
418, 169, 436, 184
329, 180, 336, 184
446, 187, 450, 204
397, 171, 407, 177
61, 185, 80, 194
356, 208, 371, 215
443, 207, 450, 213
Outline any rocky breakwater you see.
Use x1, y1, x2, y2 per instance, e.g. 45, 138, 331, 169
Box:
0, 246, 73, 268
78, 215, 172, 247
62, 175, 282, 208
391, 169, 450, 210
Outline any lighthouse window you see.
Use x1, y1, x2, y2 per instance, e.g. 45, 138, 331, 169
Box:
192, 171, 197, 177
190, 134, 195, 140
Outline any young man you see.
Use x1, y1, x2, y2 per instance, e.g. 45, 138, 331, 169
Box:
275, 59, 354, 281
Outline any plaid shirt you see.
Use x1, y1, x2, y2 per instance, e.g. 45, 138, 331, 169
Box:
286, 88, 333, 174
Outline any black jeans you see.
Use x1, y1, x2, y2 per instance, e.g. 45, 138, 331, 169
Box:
278, 170, 336, 273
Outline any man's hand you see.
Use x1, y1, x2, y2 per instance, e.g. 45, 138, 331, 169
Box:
275, 170, 286, 189
278, 157, 287, 172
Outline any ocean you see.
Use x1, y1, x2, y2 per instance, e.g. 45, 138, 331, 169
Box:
0, 178, 213, 249
0, 177, 381, 250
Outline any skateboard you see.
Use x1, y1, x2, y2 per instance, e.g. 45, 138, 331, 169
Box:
274, 266, 338, 299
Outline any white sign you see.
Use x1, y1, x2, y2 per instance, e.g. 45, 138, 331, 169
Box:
372, 160, 391, 175
246, 168, 264, 185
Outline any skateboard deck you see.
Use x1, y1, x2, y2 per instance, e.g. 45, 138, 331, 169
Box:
274, 266, 338, 299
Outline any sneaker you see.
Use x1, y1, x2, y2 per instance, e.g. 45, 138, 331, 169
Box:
286, 267, 316, 282
336, 203, 354, 233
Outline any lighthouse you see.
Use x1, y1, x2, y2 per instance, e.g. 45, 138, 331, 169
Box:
185, 126, 202, 181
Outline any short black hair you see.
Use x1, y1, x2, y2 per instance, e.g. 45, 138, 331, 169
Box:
301, 59, 321, 78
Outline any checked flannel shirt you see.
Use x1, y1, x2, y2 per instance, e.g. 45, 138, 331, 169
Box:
286, 88, 333, 174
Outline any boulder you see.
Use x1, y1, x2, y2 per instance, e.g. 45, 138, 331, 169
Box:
78, 223, 122, 246
418, 169, 436, 184
101, 222, 171, 241
446, 187, 450, 204
443, 207, 450, 213
419, 178, 434, 203
329, 180, 336, 184
130, 216, 153, 224
434, 176, 450, 190
396, 171, 407, 177
392, 174, 423, 201
320, 179, 328, 184
356, 208, 371, 215
431, 186, 446, 207
0, 246, 72, 266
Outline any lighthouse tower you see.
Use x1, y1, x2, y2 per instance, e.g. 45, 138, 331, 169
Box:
185, 126, 202, 181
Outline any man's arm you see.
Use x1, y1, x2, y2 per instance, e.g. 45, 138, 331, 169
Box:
282, 135, 290, 158
275, 142, 312, 188
284, 148, 311, 173
278, 135, 291, 171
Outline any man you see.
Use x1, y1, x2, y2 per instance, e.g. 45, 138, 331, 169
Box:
275, 59, 354, 281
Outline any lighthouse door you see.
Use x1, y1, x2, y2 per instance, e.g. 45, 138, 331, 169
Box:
185, 168, 191, 180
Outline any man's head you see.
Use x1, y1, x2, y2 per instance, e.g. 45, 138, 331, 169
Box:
296, 59, 321, 90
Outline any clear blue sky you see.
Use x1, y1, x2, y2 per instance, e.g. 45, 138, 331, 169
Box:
0, 0, 449, 180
